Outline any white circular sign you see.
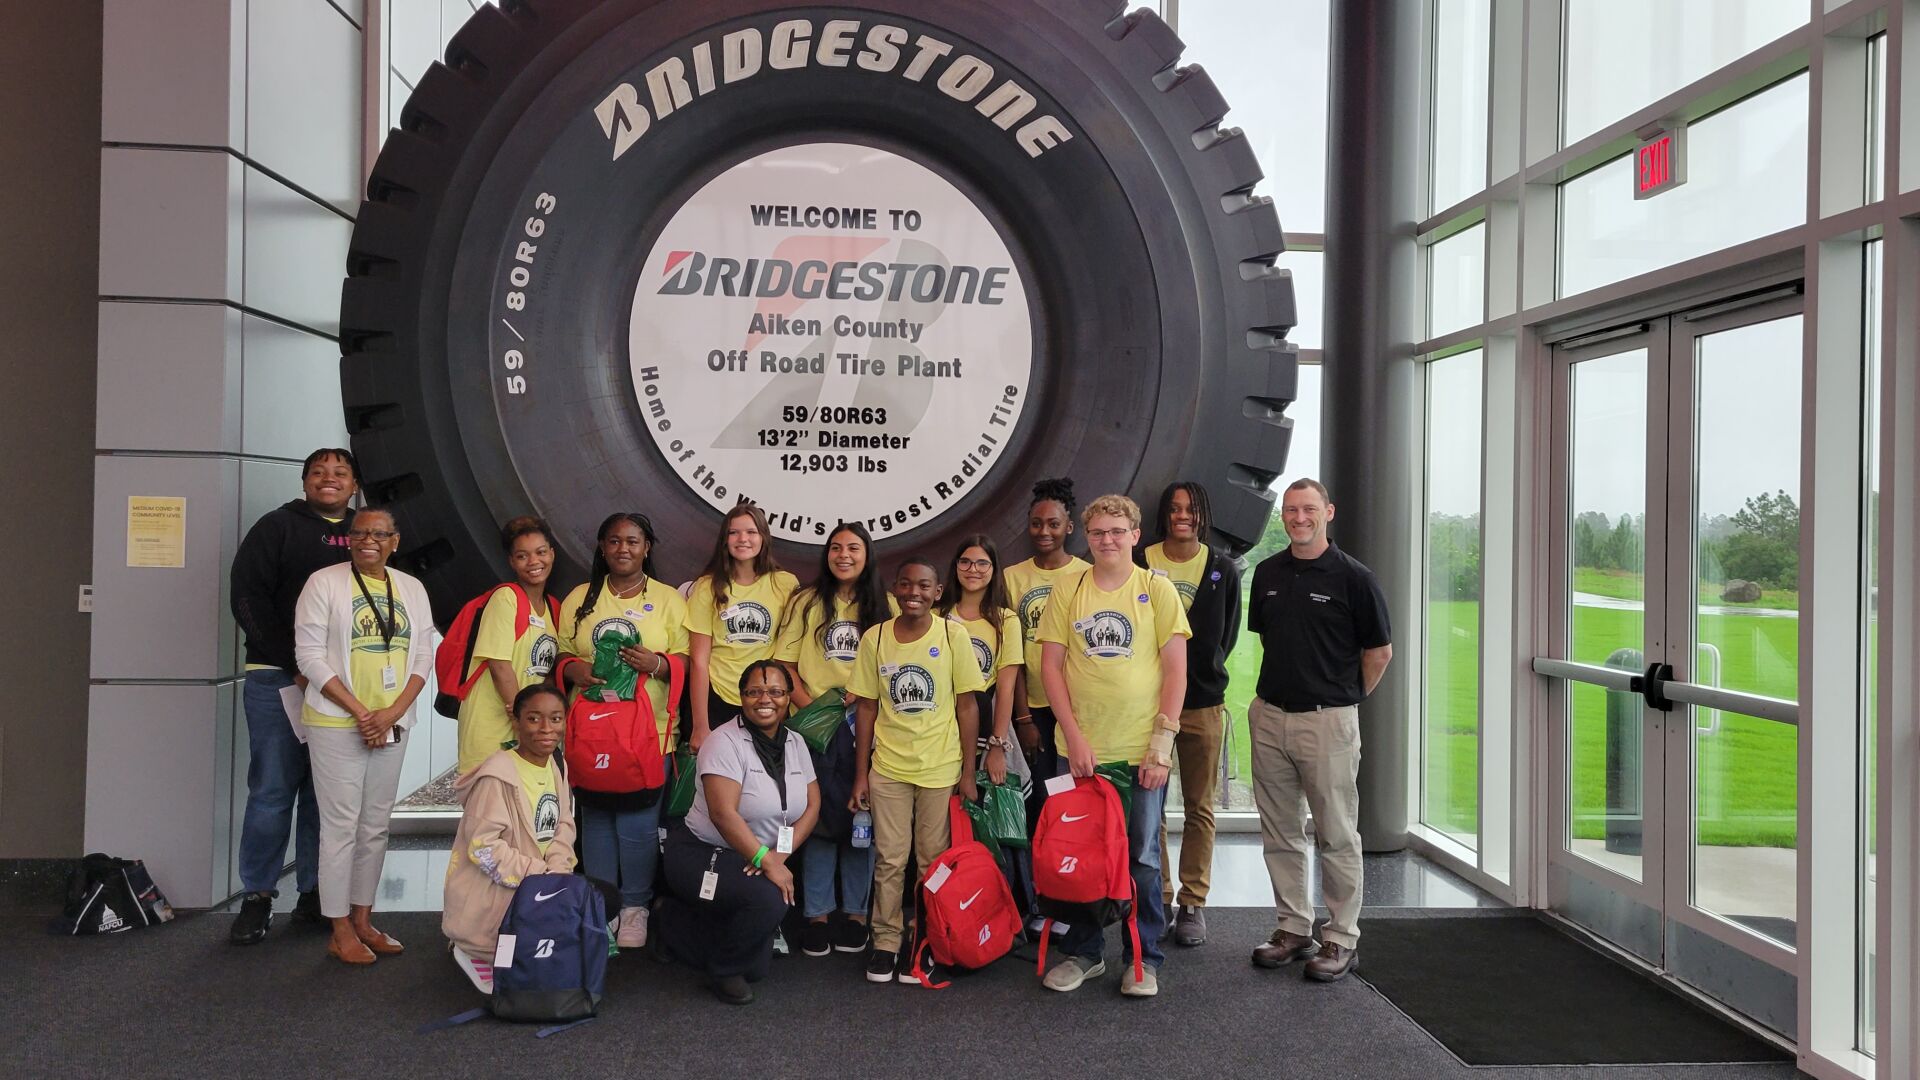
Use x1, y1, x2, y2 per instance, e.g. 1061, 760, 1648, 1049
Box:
629, 142, 1033, 543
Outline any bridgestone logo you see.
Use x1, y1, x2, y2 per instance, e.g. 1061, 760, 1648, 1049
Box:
658, 251, 1010, 305
593, 19, 1074, 162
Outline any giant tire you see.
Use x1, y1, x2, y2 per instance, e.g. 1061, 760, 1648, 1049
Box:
341, 0, 1297, 611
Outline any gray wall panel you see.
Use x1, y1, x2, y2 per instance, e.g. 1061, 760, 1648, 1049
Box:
100, 0, 243, 149
98, 147, 242, 302
90, 456, 240, 682
241, 315, 350, 459
96, 301, 241, 452
388, 0, 442, 86
85, 683, 226, 907
242, 165, 352, 334
246, 0, 363, 212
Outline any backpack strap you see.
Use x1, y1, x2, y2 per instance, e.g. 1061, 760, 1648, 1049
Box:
454, 584, 521, 696
907, 937, 951, 990
946, 793, 975, 847
656, 653, 687, 757
1035, 917, 1053, 977
415, 1007, 487, 1034
536, 1017, 597, 1038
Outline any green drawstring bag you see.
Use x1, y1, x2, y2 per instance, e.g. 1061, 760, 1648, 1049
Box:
664, 744, 698, 818
1096, 760, 1134, 818
787, 688, 847, 753
589, 629, 641, 702
964, 770, 1028, 859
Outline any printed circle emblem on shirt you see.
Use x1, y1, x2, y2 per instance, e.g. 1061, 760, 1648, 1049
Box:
723, 601, 774, 645
350, 594, 411, 652
887, 665, 939, 713
823, 620, 861, 662
1018, 585, 1052, 639
592, 617, 639, 644
1172, 580, 1198, 607
533, 791, 559, 845
1079, 611, 1134, 659
528, 634, 559, 677
970, 636, 994, 676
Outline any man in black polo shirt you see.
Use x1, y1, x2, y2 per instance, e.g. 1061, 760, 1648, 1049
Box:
1246, 478, 1392, 982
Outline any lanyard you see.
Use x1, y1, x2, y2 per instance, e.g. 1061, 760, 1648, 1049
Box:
352, 567, 395, 651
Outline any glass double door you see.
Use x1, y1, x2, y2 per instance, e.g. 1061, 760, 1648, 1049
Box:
1535, 296, 1803, 1032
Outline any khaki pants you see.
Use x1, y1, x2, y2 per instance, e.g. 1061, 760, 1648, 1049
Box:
1248, 698, 1363, 947
1157, 705, 1224, 907
868, 770, 953, 953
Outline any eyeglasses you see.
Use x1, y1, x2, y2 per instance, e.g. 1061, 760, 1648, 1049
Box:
741, 686, 790, 699
348, 529, 397, 541
1085, 528, 1133, 541
956, 558, 994, 571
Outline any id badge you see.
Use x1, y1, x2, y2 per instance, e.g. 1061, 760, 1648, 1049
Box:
776, 825, 794, 854
380, 665, 398, 692
699, 870, 719, 901
528, 614, 546, 629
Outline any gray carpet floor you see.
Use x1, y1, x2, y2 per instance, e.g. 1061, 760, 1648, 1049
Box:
5, 908, 1806, 1079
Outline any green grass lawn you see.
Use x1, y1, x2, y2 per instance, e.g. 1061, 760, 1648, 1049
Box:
1575, 566, 1800, 611
1219, 591, 1800, 849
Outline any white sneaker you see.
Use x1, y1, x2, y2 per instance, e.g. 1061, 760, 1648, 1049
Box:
1042, 957, 1105, 992
616, 906, 649, 949
453, 946, 494, 994
1120, 964, 1159, 997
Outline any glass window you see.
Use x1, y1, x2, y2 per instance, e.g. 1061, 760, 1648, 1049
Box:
1429, 224, 1486, 338
1178, 0, 1330, 232
1561, 0, 1807, 146
1275, 250, 1323, 349
1858, 238, 1881, 1051
1431, 0, 1491, 213
1868, 32, 1887, 204
1559, 74, 1808, 298
1422, 350, 1483, 847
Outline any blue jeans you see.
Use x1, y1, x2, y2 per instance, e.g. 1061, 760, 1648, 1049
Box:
800, 833, 874, 919
1054, 761, 1168, 971
578, 799, 662, 909
238, 669, 319, 895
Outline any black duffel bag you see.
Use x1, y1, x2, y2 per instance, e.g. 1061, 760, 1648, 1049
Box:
52, 853, 175, 935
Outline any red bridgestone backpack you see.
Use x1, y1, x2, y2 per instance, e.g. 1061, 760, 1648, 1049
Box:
908, 796, 1021, 988
558, 653, 685, 794
1032, 774, 1142, 983
433, 584, 563, 719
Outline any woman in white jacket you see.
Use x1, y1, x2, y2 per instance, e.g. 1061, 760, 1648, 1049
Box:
294, 507, 435, 964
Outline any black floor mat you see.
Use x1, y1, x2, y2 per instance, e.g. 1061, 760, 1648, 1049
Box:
1355, 915, 1792, 1066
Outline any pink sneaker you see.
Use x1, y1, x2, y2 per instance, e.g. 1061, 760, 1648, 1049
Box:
453, 946, 493, 994
616, 906, 649, 949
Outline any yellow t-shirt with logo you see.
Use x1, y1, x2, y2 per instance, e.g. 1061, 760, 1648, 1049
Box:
456, 587, 562, 773
1002, 556, 1090, 708
774, 589, 899, 698
559, 578, 690, 739
954, 610, 1024, 684
848, 618, 988, 787
688, 571, 799, 705
1037, 566, 1191, 764
304, 573, 412, 729
513, 753, 561, 856
1145, 543, 1208, 613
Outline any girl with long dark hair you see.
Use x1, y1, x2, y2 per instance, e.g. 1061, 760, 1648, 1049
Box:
688, 503, 798, 751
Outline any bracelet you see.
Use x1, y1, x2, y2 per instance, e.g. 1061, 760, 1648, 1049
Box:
752, 845, 769, 868
1013, 715, 1035, 727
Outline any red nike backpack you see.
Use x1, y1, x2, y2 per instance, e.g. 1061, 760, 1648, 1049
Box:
433, 584, 562, 719
908, 796, 1022, 988
560, 654, 685, 794
1032, 774, 1142, 982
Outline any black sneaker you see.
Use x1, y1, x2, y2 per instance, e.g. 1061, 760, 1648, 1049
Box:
292, 889, 324, 925
709, 974, 754, 1005
865, 949, 897, 983
801, 920, 832, 957
831, 918, 868, 953
229, 894, 273, 945
898, 947, 929, 987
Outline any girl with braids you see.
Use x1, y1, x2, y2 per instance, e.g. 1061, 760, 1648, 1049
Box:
556, 512, 689, 949
772, 521, 895, 957
454, 516, 561, 776
1138, 480, 1241, 948
1001, 477, 1088, 790
688, 503, 799, 752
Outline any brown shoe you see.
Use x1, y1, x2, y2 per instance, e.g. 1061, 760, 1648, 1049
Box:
1251, 928, 1317, 968
356, 928, 404, 956
328, 936, 377, 965
1304, 941, 1356, 982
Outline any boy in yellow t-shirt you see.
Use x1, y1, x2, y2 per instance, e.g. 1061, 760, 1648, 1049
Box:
1038, 494, 1190, 998
848, 556, 986, 983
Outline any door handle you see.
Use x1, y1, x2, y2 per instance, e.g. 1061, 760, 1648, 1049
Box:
1627, 662, 1675, 712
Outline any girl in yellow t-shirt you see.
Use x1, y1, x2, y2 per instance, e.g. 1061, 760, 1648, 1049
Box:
1000, 477, 1088, 782
773, 521, 894, 957
688, 503, 797, 751
455, 516, 561, 775
555, 512, 689, 949
938, 534, 1025, 790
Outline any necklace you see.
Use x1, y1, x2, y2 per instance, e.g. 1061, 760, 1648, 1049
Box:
610, 575, 647, 599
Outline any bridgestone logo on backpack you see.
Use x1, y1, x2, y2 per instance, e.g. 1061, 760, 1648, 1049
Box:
593, 19, 1074, 162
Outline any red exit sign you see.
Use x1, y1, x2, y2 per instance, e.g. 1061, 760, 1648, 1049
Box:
1633, 124, 1687, 199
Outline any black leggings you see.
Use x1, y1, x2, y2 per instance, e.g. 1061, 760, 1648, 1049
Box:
657, 826, 789, 980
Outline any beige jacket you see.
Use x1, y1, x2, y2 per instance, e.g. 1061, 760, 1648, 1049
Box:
442, 749, 577, 958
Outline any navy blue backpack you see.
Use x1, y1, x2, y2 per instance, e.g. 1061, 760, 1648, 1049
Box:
491, 873, 607, 1023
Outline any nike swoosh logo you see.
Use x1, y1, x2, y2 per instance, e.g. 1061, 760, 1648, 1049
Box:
588, 711, 615, 722
1060, 813, 1089, 823
958, 889, 983, 910
533, 889, 564, 902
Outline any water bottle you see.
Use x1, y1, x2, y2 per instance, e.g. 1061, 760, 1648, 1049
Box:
851, 809, 873, 848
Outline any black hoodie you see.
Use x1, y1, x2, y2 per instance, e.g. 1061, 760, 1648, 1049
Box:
230, 499, 354, 675
1136, 543, 1242, 709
